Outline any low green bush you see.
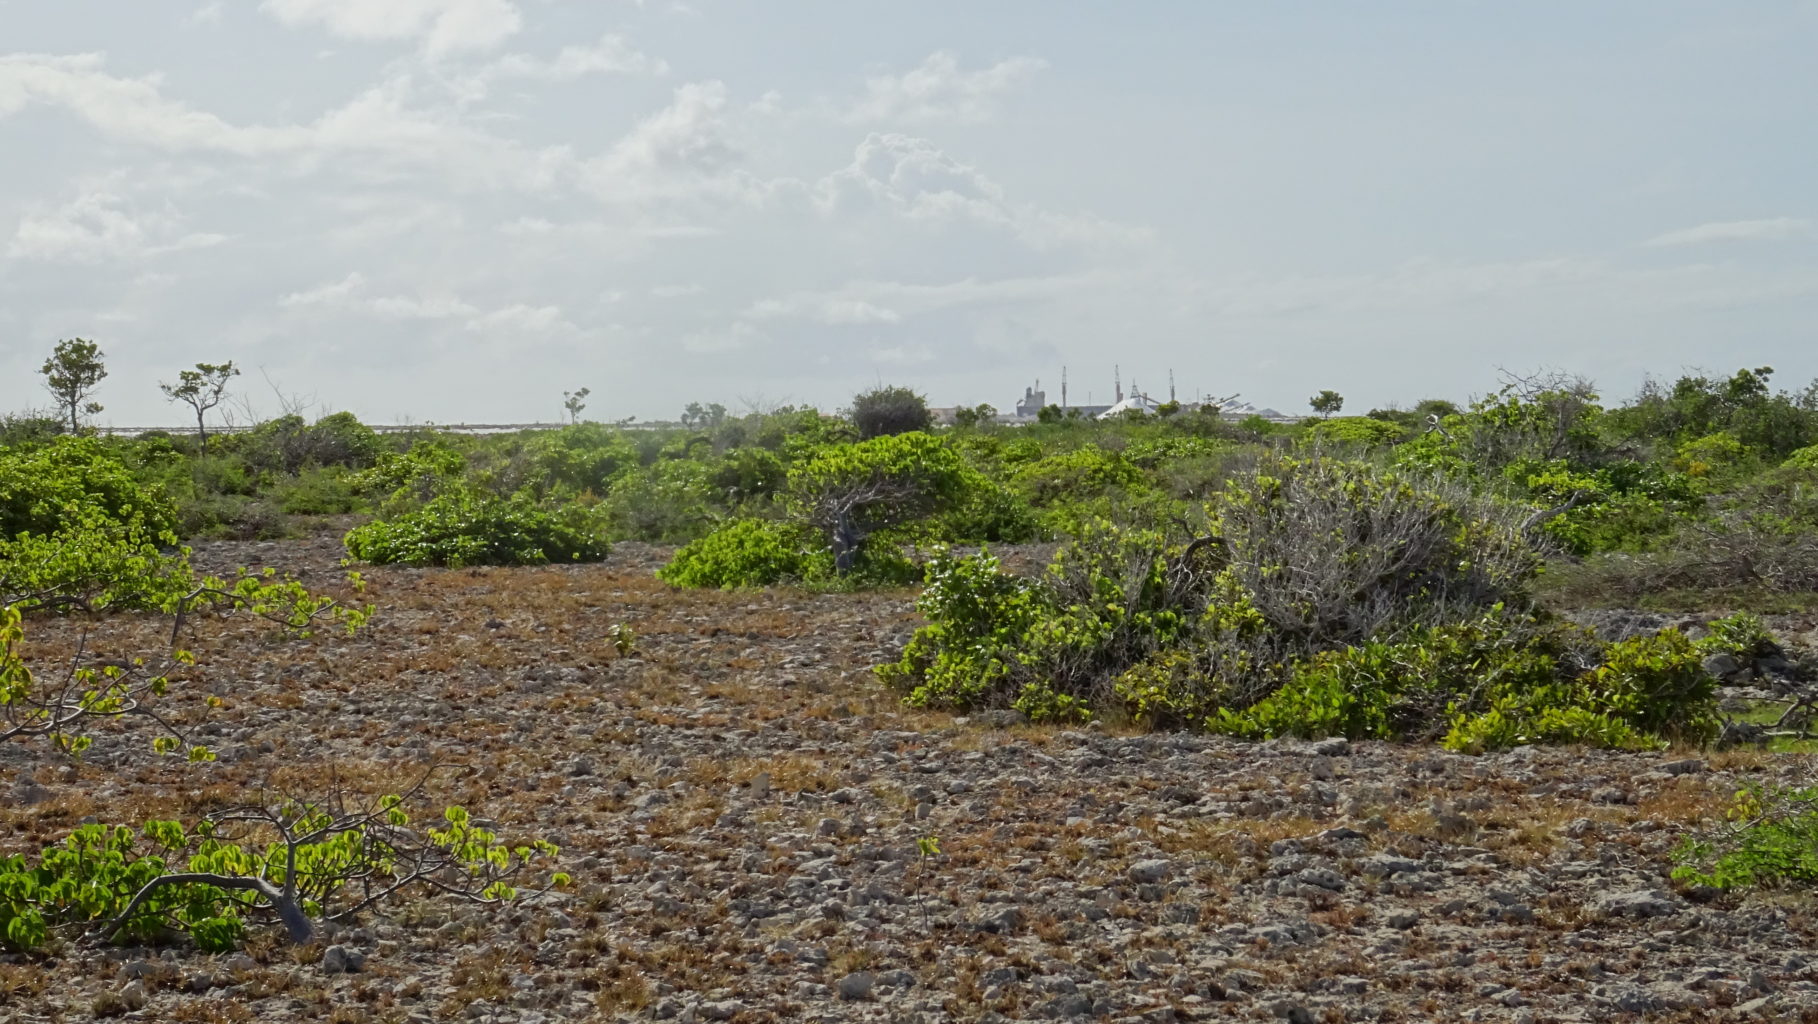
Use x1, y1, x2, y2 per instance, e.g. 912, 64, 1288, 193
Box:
657, 519, 815, 588
881, 454, 1719, 748
1012, 446, 1147, 507
344, 491, 608, 567
603, 461, 718, 543
1674, 783, 1818, 890
273, 467, 361, 516
0, 437, 178, 541
658, 518, 920, 589
1305, 416, 1411, 447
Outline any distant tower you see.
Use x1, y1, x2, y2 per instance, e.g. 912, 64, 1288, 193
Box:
1169, 370, 1176, 403
1061, 366, 1069, 411
1115, 365, 1123, 404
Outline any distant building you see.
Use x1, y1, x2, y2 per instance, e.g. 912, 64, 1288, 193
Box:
1014, 382, 1048, 419
992, 371, 1294, 424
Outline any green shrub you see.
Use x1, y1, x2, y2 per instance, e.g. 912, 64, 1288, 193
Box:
351, 441, 466, 511
603, 461, 718, 543
1698, 611, 1780, 661
1012, 446, 1146, 507
1786, 444, 1818, 470
0, 437, 178, 541
1674, 784, 1818, 890
849, 385, 932, 439
228, 413, 384, 476
934, 480, 1044, 544
878, 549, 1051, 710
0, 510, 196, 611
881, 456, 1574, 735
1305, 416, 1411, 447
344, 491, 608, 567
524, 424, 639, 498
272, 467, 361, 516
788, 432, 975, 574
708, 447, 786, 499
1573, 629, 1718, 743
657, 519, 815, 588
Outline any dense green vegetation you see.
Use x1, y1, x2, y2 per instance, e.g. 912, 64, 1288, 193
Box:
5, 364, 1818, 746
6, 352, 1818, 922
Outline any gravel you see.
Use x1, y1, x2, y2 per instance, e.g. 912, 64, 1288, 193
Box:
3, 537, 1817, 1022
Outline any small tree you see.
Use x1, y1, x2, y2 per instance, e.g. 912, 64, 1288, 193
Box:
1309, 389, 1344, 420
788, 433, 972, 573
160, 362, 240, 446
850, 385, 932, 439
40, 339, 107, 433
951, 403, 996, 429
563, 387, 591, 424
680, 401, 727, 430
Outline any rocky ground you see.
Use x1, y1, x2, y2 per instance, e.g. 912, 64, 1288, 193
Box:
4, 536, 1818, 1023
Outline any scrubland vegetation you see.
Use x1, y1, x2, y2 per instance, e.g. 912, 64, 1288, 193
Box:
7, 355, 1818, 1020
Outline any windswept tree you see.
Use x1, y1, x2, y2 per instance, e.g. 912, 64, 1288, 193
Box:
160, 361, 240, 446
788, 432, 973, 573
40, 339, 107, 433
1309, 389, 1345, 420
563, 388, 591, 425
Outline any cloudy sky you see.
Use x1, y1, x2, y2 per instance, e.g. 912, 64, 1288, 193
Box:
2, 1, 1816, 426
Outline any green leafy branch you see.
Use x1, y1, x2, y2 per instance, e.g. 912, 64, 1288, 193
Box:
0, 766, 566, 953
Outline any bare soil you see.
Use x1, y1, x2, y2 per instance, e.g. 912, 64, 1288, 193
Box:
4, 537, 1818, 1023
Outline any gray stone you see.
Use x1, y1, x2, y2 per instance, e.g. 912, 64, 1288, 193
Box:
1127, 858, 1172, 884
1598, 888, 1679, 919
1296, 867, 1347, 891
837, 971, 875, 1000
978, 905, 1025, 933
320, 944, 364, 974
1036, 993, 1094, 1018
700, 1000, 745, 1020
1703, 653, 1746, 679
1310, 737, 1351, 756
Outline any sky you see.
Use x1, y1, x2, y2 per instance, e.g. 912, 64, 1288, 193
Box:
2, 1, 1816, 427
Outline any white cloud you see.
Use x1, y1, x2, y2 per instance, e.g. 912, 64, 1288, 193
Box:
815, 133, 1150, 248
0, 54, 577, 191
7, 191, 226, 263
260, 0, 522, 58
465, 303, 575, 334
650, 283, 704, 298
278, 271, 370, 309
189, 3, 226, 26
585, 81, 737, 197
277, 272, 576, 334
1189, 257, 1608, 318
1646, 218, 1813, 247
681, 321, 764, 354
849, 51, 1047, 124
749, 272, 1117, 326
748, 295, 902, 325
482, 35, 667, 84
